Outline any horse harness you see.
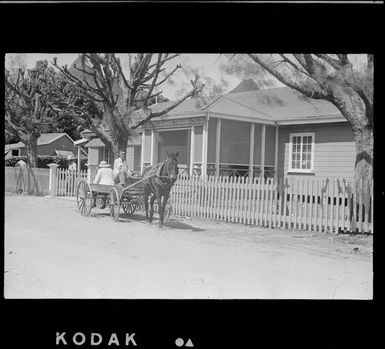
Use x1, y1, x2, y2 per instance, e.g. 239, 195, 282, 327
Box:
147, 160, 174, 192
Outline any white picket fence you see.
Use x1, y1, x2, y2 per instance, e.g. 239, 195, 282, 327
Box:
170, 175, 373, 234
52, 168, 373, 234
55, 169, 88, 196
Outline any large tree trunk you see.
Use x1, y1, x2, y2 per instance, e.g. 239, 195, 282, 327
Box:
329, 85, 373, 202
22, 133, 40, 195
23, 134, 39, 168
352, 125, 373, 212
110, 133, 129, 160
352, 125, 373, 184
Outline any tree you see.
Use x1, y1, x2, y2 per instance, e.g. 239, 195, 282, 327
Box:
53, 54, 203, 158
5, 53, 27, 77
223, 54, 373, 198
4, 54, 28, 144
174, 64, 229, 100
5, 60, 69, 167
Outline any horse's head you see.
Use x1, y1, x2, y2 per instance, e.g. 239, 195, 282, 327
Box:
165, 151, 179, 182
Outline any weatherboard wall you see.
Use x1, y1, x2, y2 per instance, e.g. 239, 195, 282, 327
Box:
276, 122, 356, 180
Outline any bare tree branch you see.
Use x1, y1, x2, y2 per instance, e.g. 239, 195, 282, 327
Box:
131, 84, 202, 130
147, 53, 179, 70
142, 54, 163, 106
279, 54, 312, 77
248, 54, 329, 99
314, 54, 341, 70
111, 54, 132, 91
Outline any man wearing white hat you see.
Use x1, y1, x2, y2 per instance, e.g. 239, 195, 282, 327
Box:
93, 161, 115, 186
92, 161, 114, 209
67, 155, 77, 172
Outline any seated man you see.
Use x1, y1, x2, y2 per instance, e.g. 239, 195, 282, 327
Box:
113, 150, 133, 186
94, 160, 115, 186
93, 161, 114, 209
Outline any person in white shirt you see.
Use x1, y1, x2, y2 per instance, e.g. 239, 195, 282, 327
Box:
16, 159, 27, 168
92, 160, 114, 209
67, 155, 77, 172
113, 150, 132, 186
66, 155, 77, 193
15, 159, 27, 193
93, 161, 115, 186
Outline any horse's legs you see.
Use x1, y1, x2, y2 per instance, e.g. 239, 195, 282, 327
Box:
159, 192, 170, 228
143, 189, 150, 222
149, 194, 156, 223
157, 192, 168, 228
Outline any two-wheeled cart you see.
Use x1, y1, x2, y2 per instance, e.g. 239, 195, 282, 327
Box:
75, 175, 172, 221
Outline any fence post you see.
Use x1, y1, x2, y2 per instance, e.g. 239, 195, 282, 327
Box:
47, 163, 59, 196
86, 163, 98, 184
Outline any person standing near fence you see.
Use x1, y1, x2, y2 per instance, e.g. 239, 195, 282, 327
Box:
67, 155, 77, 172
15, 159, 27, 194
66, 155, 77, 194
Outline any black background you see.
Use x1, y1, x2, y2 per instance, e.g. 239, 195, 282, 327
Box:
1, 1, 383, 348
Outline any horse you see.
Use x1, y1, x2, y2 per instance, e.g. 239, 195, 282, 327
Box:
142, 152, 179, 228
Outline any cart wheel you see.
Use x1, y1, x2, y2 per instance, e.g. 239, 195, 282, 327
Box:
123, 203, 136, 216
109, 187, 120, 221
164, 199, 172, 221
76, 179, 92, 217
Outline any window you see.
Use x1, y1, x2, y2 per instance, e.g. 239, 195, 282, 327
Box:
11, 149, 20, 156
288, 133, 315, 173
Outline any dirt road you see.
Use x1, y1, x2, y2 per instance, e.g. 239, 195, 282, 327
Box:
4, 193, 372, 299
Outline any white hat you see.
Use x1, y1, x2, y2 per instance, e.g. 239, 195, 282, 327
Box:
99, 160, 110, 168
67, 155, 75, 161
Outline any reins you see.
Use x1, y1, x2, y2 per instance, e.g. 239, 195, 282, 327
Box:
148, 158, 176, 190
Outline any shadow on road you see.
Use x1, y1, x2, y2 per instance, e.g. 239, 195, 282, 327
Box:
163, 220, 205, 232
90, 211, 205, 232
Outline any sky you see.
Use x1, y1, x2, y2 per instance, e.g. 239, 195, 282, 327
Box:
5, 53, 241, 100
5, 53, 367, 100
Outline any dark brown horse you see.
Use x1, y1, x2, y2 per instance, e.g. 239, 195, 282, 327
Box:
142, 152, 179, 228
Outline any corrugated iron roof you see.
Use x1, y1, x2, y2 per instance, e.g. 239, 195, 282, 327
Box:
147, 87, 342, 123
149, 95, 219, 115
223, 87, 341, 120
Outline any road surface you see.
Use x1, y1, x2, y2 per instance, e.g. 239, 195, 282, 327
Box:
4, 193, 373, 299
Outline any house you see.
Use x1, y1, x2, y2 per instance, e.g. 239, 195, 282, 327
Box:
5, 133, 86, 159
136, 81, 356, 180
77, 72, 356, 180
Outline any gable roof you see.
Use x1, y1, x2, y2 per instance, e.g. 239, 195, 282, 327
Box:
223, 87, 341, 121
228, 78, 260, 94
84, 138, 106, 148
148, 95, 219, 116
37, 133, 74, 145
147, 86, 344, 125
5, 142, 24, 151
5, 133, 74, 149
